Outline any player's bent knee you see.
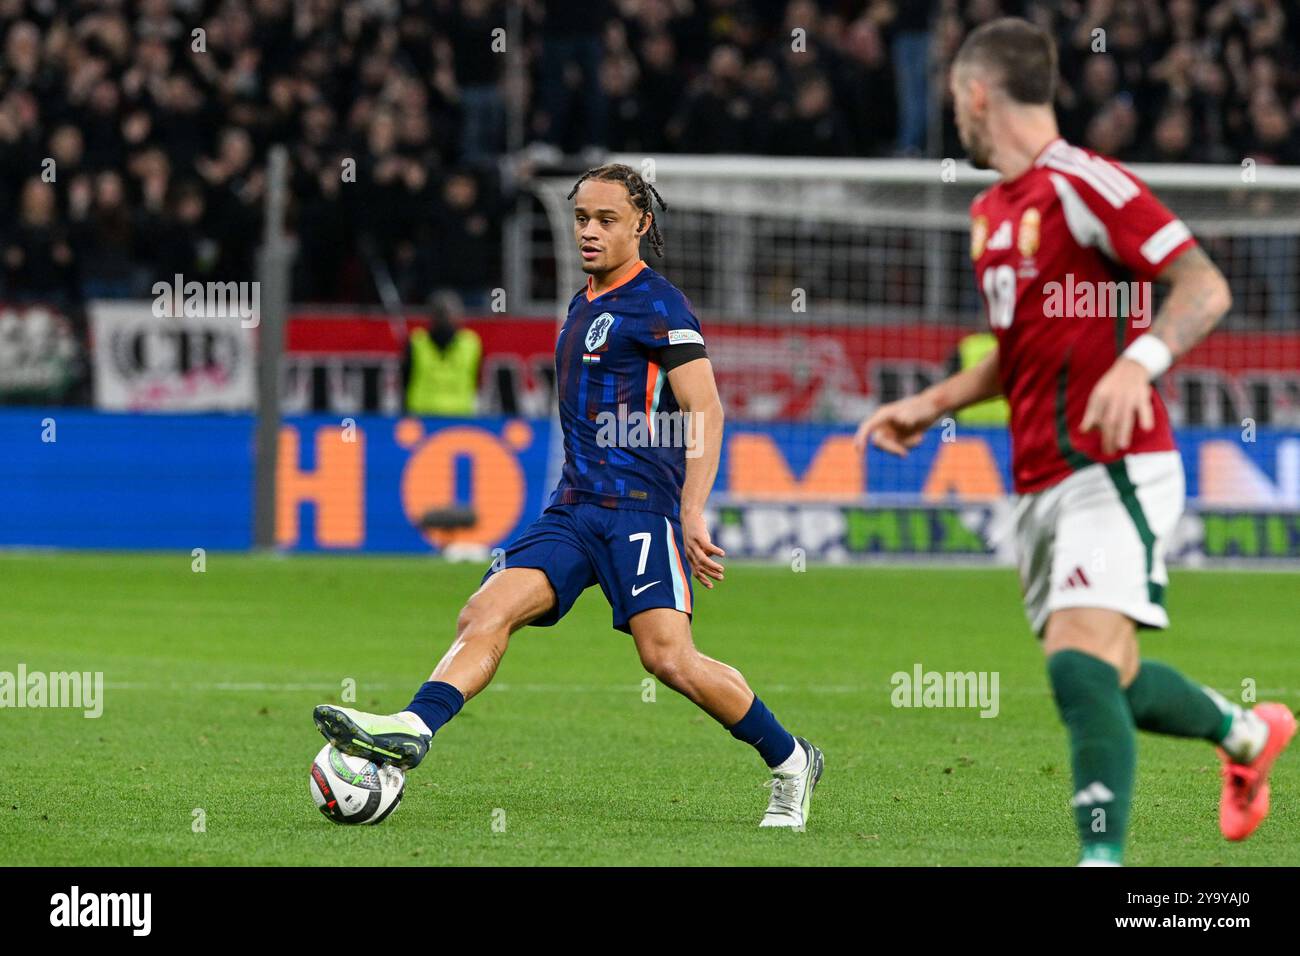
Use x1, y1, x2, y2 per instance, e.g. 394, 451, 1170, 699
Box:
1043, 608, 1138, 682
456, 593, 512, 641
640, 647, 700, 695
461, 569, 556, 637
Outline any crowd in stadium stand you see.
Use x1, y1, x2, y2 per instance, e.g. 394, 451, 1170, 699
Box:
0, 0, 1296, 308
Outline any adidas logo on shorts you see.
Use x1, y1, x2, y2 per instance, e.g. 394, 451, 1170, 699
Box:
1060, 566, 1091, 590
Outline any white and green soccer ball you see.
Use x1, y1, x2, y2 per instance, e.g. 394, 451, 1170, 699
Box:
310, 743, 405, 825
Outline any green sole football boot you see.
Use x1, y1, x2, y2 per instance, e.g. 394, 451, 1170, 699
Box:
313, 705, 431, 770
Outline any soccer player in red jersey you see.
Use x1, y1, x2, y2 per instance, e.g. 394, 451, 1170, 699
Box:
856, 18, 1294, 865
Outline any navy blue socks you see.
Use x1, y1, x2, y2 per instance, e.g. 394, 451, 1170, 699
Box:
403, 680, 465, 735
728, 695, 797, 767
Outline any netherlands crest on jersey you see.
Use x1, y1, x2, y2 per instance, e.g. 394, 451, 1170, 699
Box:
585, 312, 614, 351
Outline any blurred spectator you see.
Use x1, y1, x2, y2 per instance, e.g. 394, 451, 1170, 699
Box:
1085, 96, 1140, 157
636, 31, 685, 153
1141, 106, 1198, 163
601, 49, 648, 153
669, 45, 754, 153
536, 0, 609, 153
838, 14, 898, 157
888, 0, 933, 156
4, 178, 76, 306
70, 170, 143, 299
452, 0, 507, 163
1245, 92, 1300, 165
427, 169, 502, 308
771, 76, 852, 156
150, 180, 219, 282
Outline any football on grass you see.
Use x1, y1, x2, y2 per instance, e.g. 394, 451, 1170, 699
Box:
310, 744, 405, 825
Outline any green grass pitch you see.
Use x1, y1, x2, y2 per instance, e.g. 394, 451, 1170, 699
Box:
1, 552, 1296, 866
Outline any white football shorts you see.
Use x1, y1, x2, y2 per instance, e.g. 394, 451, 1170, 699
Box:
1013, 451, 1185, 636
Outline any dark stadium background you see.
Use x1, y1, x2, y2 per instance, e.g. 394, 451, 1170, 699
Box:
2, 1, 1296, 314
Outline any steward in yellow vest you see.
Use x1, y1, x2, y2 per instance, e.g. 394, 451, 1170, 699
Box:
404, 314, 481, 416
954, 332, 1009, 425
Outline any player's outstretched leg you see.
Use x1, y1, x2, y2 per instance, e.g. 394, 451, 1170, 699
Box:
628, 608, 824, 829
314, 568, 556, 770
1215, 702, 1296, 841
1120, 658, 1295, 839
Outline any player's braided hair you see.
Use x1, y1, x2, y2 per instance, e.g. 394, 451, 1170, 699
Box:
567, 163, 668, 257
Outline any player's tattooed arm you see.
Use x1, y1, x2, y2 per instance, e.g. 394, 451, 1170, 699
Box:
668, 357, 727, 588
1083, 246, 1231, 454
1150, 245, 1233, 359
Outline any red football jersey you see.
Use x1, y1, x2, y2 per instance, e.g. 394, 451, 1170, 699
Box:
970, 137, 1195, 493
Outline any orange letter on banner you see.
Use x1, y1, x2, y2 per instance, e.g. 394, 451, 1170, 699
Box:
400, 426, 526, 548
277, 426, 365, 547
922, 439, 1003, 501
728, 433, 863, 500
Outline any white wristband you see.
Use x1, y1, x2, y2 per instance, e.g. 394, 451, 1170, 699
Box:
1122, 334, 1173, 379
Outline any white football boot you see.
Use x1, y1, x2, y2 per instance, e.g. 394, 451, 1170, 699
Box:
759, 737, 824, 829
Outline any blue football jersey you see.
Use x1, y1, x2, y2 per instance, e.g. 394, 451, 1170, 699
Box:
549, 260, 708, 517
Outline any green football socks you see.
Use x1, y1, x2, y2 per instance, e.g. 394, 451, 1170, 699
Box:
1047, 650, 1135, 866
1124, 660, 1229, 742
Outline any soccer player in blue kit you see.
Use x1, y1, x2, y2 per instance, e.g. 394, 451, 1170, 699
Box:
315, 164, 824, 828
